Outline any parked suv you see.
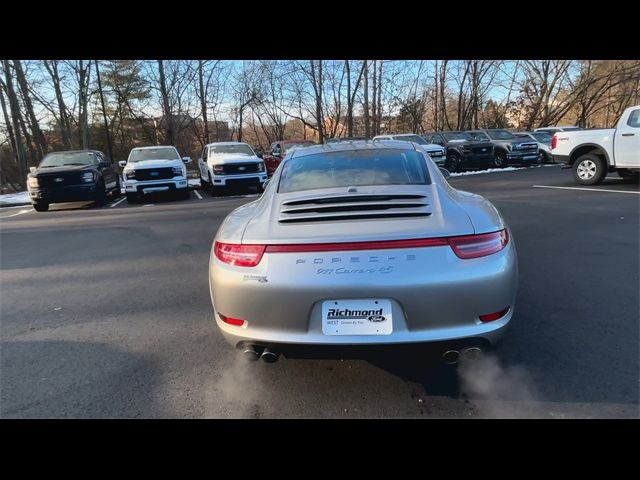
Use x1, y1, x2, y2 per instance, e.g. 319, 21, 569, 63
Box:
27, 150, 120, 212
120, 146, 191, 203
199, 142, 267, 195
424, 131, 495, 172
372, 134, 446, 166
263, 140, 316, 176
466, 129, 539, 167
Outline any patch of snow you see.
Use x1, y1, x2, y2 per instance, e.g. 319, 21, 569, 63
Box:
0, 191, 31, 206
450, 167, 526, 177
188, 178, 201, 187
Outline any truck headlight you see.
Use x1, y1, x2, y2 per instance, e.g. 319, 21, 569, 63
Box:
28, 176, 39, 188
125, 170, 136, 180
82, 171, 95, 183
257, 162, 265, 172
213, 165, 224, 174
172, 166, 183, 176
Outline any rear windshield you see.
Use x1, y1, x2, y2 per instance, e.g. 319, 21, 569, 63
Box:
278, 149, 431, 193
128, 147, 179, 162
532, 132, 552, 143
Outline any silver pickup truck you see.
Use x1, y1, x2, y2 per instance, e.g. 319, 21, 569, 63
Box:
552, 105, 640, 185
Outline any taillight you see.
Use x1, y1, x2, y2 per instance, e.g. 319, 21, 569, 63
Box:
448, 230, 509, 259
214, 242, 266, 267
219, 314, 246, 327
479, 307, 510, 323
551, 134, 557, 150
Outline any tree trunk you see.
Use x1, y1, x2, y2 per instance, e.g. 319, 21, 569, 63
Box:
0, 81, 18, 168
371, 60, 377, 135
13, 60, 47, 158
377, 60, 383, 134
94, 60, 113, 160
157, 60, 173, 144
363, 60, 370, 138
198, 60, 209, 144
44, 60, 72, 149
77, 60, 91, 149
2, 61, 27, 184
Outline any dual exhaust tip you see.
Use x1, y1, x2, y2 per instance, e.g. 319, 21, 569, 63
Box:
242, 345, 279, 363
243, 344, 482, 365
442, 346, 483, 364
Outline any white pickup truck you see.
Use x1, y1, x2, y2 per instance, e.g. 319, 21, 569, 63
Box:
552, 105, 639, 185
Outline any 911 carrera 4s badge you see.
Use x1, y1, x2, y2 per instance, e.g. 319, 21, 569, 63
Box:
322, 299, 393, 335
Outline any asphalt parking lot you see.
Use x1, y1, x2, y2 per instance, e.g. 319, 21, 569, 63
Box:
1, 165, 638, 418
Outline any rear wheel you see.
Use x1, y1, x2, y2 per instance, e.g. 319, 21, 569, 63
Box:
573, 154, 607, 185
494, 150, 508, 168
33, 203, 49, 212
446, 152, 462, 173
537, 151, 546, 164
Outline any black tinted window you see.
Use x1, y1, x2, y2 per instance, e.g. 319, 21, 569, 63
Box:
278, 149, 431, 193
627, 109, 640, 128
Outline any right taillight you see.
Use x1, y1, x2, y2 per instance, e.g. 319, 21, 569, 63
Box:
551, 134, 557, 150
448, 230, 509, 259
214, 242, 266, 267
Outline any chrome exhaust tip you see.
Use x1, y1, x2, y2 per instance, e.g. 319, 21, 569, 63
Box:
261, 347, 279, 363
461, 346, 483, 361
442, 350, 460, 365
242, 345, 260, 362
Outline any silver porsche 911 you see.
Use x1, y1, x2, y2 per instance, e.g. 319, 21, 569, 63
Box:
209, 140, 517, 363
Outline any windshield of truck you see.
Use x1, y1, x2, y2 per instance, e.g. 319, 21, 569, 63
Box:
40, 151, 98, 167
128, 147, 180, 162
487, 130, 516, 140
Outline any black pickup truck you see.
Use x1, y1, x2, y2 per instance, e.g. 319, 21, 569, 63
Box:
26, 150, 121, 211
423, 131, 495, 172
466, 129, 539, 167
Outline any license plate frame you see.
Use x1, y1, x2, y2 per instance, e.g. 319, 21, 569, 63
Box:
322, 299, 393, 336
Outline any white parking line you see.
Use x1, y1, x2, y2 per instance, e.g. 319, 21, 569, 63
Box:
110, 197, 127, 208
0, 208, 33, 218
194, 190, 203, 200
533, 185, 640, 195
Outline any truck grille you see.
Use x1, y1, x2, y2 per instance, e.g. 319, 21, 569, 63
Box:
219, 163, 260, 175
471, 145, 494, 155
37, 173, 82, 187
279, 194, 431, 223
426, 149, 444, 158
513, 142, 537, 151
133, 168, 175, 181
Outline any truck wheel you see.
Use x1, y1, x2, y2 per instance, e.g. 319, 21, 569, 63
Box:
537, 151, 546, 164
33, 203, 49, 212
95, 181, 108, 206
112, 177, 122, 198
494, 151, 508, 168
126, 192, 139, 204
617, 169, 639, 181
446, 153, 462, 173
573, 154, 607, 185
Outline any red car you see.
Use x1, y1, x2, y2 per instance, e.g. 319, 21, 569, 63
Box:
263, 140, 316, 176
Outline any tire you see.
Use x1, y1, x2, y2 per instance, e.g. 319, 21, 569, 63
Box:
573, 154, 607, 185
33, 203, 49, 212
111, 177, 121, 198
126, 192, 139, 204
617, 169, 639, 181
200, 170, 210, 188
209, 173, 222, 197
445, 152, 462, 173
494, 150, 508, 168
178, 188, 190, 200
537, 151, 546, 165
95, 181, 108, 206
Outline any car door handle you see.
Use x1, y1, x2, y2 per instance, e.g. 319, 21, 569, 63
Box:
621, 133, 635, 137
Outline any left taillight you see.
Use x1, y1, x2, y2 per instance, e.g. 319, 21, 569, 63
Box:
214, 241, 266, 267
448, 229, 509, 259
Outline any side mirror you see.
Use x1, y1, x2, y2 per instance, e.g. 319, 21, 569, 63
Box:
118, 160, 127, 168
182, 156, 192, 164
30, 166, 37, 173
439, 167, 451, 178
